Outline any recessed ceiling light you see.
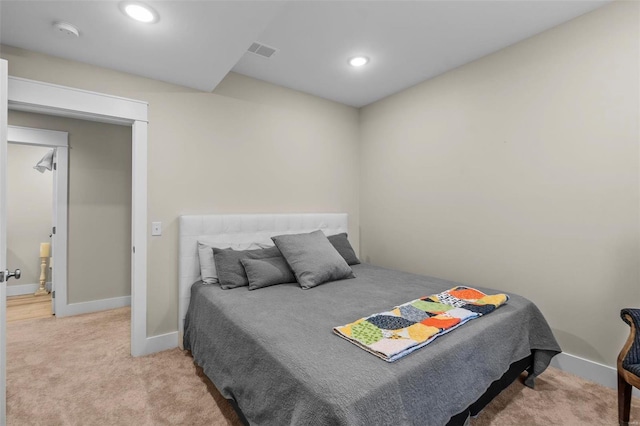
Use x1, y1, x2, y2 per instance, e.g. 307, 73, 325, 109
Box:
348, 56, 369, 67
120, 2, 158, 23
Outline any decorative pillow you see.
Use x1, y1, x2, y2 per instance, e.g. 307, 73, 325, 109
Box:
213, 246, 282, 289
198, 240, 272, 284
327, 233, 360, 266
197, 242, 219, 284
241, 257, 296, 291
272, 230, 355, 290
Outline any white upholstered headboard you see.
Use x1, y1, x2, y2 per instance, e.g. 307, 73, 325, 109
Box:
178, 213, 348, 344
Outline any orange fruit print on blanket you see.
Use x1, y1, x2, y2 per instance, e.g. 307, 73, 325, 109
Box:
449, 288, 485, 300
421, 316, 461, 329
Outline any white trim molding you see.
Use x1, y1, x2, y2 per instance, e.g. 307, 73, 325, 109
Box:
551, 352, 640, 397
62, 295, 131, 317
6, 283, 40, 297
8, 77, 147, 125
139, 332, 179, 356
7, 125, 68, 147
130, 121, 147, 357
51, 146, 68, 318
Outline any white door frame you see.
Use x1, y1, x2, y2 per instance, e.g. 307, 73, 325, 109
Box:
7, 76, 149, 357
1, 58, 9, 426
7, 125, 68, 316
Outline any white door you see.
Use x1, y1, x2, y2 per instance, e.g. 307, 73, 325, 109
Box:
1, 58, 9, 426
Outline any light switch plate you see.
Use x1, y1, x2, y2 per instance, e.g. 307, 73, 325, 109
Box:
151, 222, 162, 236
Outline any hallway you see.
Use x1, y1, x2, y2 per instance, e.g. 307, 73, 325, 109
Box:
7, 293, 52, 323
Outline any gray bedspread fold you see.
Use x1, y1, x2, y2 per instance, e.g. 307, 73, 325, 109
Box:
184, 263, 560, 426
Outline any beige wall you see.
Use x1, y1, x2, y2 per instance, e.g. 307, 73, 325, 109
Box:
0, 46, 361, 336
8, 111, 132, 304
7, 143, 53, 286
360, 1, 639, 367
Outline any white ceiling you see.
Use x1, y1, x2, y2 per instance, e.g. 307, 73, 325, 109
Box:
0, 1, 610, 107
0, 1, 286, 92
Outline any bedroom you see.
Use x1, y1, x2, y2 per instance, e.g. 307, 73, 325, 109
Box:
0, 0, 638, 424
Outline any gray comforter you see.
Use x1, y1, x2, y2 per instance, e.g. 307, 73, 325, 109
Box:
184, 263, 560, 426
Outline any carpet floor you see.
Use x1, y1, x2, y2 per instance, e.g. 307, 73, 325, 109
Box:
6, 307, 640, 425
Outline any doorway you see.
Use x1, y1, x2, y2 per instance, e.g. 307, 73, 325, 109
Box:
7, 125, 68, 317
5, 74, 151, 358
8, 112, 133, 317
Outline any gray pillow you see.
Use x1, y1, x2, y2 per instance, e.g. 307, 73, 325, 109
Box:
197, 240, 269, 284
272, 230, 355, 290
328, 233, 360, 265
241, 257, 296, 291
213, 246, 282, 289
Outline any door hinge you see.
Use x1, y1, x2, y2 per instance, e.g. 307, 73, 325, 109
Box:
53, 163, 57, 171
133, 246, 136, 254
52, 291, 56, 299
52, 226, 56, 235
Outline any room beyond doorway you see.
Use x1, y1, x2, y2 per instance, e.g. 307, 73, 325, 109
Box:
7, 127, 65, 315
8, 111, 133, 316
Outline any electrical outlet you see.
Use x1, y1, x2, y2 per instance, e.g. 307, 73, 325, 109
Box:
151, 222, 162, 236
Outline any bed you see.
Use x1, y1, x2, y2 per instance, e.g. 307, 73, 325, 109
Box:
179, 213, 561, 425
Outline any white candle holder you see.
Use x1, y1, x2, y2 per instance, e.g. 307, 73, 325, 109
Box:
34, 256, 49, 296
35, 242, 50, 296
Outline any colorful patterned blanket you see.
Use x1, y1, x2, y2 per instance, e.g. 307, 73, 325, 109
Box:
333, 286, 509, 362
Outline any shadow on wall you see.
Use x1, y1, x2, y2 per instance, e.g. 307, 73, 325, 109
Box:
551, 328, 608, 365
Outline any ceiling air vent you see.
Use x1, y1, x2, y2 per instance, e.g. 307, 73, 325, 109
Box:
247, 42, 277, 59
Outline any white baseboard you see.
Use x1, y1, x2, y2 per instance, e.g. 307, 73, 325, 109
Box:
52, 294, 177, 356
551, 352, 640, 398
6, 283, 40, 296
57, 295, 131, 318
137, 331, 178, 356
